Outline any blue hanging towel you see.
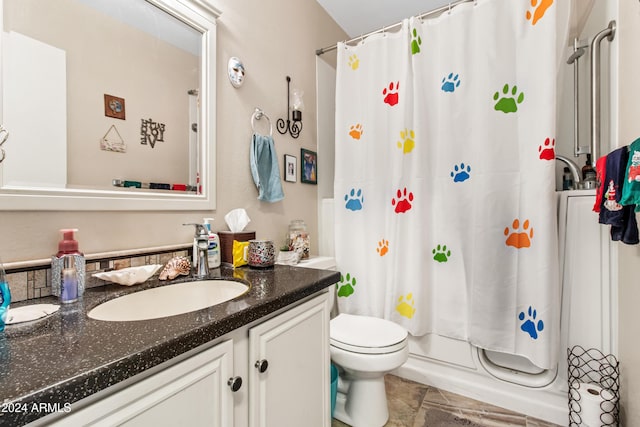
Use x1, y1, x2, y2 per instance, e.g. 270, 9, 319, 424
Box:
250, 133, 284, 202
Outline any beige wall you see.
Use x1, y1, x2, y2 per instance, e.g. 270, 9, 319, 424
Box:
617, 1, 640, 425
0, 0, 347, 263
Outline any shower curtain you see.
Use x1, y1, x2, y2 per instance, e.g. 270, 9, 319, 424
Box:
334, 0, 560, 369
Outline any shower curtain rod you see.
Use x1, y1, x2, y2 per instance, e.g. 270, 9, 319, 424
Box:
316, 0, 475, 56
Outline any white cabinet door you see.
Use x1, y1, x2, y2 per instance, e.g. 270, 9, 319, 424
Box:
248, 293, 330, 427
51, 340, 234, 427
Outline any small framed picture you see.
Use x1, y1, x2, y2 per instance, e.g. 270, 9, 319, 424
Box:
301, 148, 317, 184
284, 154, 297, 182
104, 94, 126, 120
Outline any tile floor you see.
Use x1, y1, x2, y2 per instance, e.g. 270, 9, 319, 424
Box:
331, 375, 563, 427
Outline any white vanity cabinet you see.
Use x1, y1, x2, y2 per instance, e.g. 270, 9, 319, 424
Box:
248, 292, 331, 427
48, 340, 235, 427
38, 291, 331, 427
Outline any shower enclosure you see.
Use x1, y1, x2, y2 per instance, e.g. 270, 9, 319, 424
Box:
315, 1, 620, 424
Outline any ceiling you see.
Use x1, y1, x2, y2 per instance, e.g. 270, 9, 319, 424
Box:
316, 0, 453, 39
316, 0, 588, 50
78, 0, 202, 55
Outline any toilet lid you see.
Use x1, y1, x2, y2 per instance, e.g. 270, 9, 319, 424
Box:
330, 314, 408, 354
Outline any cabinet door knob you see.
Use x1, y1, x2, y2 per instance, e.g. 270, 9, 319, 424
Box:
255, 359, 269, 373
227, 376, 242, 392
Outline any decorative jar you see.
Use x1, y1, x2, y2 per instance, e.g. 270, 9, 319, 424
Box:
288, 220, 310, 259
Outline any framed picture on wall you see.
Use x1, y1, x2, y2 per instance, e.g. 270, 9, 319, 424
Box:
284, 154, 297, 182
301, 149, 317, 184
104, 94, 126, 120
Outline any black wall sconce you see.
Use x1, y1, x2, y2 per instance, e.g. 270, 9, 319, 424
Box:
277, 76, 303, 139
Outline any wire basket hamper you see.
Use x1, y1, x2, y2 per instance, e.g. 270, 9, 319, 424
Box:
568, 345, 619, 426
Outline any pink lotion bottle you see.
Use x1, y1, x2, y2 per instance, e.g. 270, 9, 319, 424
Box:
51, 229, 85, 303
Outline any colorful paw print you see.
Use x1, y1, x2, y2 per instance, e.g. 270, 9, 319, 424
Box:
411, 28, 422, 55
441, 73, 461, 93
397, 129, 415, 154
504, 218, 533, 249
345, 188, 364, 211
493, 84, 524, 113
392, 188, 414, 213
337, 273, 356, 298
396, 293, 416, 319
348, 54, 360, 70
538, 137, 555, 160
526, 0, 554, 26
432, 244, 451, 263
383, 82, 400, 106
349, 123, 363, 140
451, 163, 471, 183
519, 306, 544, 339
377, 239, 389, 256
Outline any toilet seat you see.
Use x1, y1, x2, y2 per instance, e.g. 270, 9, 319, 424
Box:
330, 313, 408, 355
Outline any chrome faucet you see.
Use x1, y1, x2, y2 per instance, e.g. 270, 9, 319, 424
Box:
184, 223, 209, 279
556, 155, 582, 189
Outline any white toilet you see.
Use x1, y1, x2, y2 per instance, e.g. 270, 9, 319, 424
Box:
330, 313, 409, 426
298, 256, 409, 427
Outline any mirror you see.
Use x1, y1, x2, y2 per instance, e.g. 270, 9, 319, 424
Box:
0, 0, 219, 210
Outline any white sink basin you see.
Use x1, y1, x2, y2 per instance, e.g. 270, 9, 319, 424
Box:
88, 280, 249, 322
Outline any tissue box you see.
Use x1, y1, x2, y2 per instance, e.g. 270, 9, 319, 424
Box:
218, 231, 256, 264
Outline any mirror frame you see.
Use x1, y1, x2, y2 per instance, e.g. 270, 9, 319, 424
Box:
0, 0, 219, 211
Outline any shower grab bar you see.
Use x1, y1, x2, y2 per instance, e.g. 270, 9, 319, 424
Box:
567, 38, 588, 157
590, 20, 616, 168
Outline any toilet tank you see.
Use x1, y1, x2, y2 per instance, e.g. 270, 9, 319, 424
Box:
297, 256, 338, 313
297, 256, 337, 270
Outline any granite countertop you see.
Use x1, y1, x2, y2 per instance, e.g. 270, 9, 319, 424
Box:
0, 264, 340, 426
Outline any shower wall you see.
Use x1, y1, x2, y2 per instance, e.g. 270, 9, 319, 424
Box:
555, 1, 615, 187
615, 1, 640, 425
567, 1, 640, 425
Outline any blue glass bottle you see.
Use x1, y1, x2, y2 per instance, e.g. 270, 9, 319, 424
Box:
0, 257, 11, 332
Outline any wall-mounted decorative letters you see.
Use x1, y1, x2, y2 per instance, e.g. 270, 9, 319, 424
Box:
140, 118, 165, 148
104, 94, 126, 120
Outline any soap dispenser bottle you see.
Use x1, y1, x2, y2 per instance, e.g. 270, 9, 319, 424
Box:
582, 154, 597, 181
51, 229, 85, 304
203, 218, 221, 269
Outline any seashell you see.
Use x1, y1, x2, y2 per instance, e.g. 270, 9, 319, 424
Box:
159, 256, 191, 280
93, 264, 163, 286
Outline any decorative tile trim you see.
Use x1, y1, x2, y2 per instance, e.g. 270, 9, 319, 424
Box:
3, 243, 192, 270
5, 245, 191, 303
